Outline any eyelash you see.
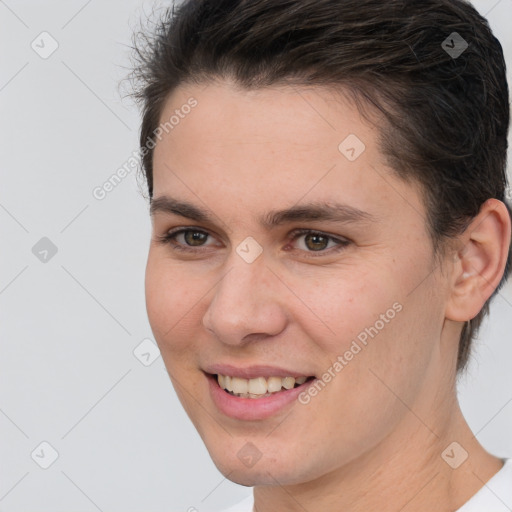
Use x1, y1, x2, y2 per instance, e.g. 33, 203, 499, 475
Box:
155, 227, 350, 257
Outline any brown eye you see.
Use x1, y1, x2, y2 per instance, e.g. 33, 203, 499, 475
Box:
183, 230, 208, 246
288, 229, 350, 256
157, 228, 216, 252
304, 233, 329, 251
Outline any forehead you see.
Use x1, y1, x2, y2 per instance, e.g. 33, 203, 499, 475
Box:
156, 80, 373, 158
151, 80, 426, 226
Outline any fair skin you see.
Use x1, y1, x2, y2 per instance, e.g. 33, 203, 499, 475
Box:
145, 79, 510, 512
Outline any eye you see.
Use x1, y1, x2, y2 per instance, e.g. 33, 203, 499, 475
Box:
156, 227, 217, 252
179, 230, 209, 246
287, 229, 350, 254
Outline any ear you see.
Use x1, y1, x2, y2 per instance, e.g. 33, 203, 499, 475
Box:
445, 198, 511, 322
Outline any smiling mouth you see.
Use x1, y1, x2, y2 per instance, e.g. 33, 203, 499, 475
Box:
212, 373, 316, 399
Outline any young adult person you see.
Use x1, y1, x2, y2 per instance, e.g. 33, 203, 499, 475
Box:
132, 1, 512, 510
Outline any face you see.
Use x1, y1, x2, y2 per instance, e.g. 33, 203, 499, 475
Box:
145, 80, 452, 486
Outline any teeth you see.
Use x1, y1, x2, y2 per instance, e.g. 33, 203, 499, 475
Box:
267, 376, 283, 393
282, 377, 295, 390
216, 374, 310, 398
231, 377, 248, 394
248, 377, 267, 395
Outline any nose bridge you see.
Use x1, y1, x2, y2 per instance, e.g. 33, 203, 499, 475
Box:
202, 251, 287, 344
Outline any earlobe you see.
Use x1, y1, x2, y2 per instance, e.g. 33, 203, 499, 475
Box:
446, 198, 511, 322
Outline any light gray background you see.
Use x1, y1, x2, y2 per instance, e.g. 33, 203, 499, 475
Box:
1, 1, 511, 511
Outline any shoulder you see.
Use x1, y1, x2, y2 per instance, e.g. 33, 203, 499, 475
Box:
456, 457, 512, 511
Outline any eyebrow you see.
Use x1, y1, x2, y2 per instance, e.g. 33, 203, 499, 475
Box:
149, 195, 376, 228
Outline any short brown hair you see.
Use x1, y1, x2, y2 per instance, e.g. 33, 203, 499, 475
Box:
130, 0, 511, 373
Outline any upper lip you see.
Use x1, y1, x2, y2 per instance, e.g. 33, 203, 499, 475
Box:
204, 363, 313, 380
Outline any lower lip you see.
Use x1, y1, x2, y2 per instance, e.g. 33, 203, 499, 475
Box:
206, 373, 315, 421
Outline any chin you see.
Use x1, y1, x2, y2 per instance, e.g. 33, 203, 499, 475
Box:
208, 447, 317, 487
222, 468, 271, 487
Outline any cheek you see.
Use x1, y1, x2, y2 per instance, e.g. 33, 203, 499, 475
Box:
144, 253, 204, 354
289, 266, 399, 353
298, 266, 441, 421
290, 259, 436, 393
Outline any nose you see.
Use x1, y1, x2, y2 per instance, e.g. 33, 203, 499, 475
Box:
202, 255, 288, 346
